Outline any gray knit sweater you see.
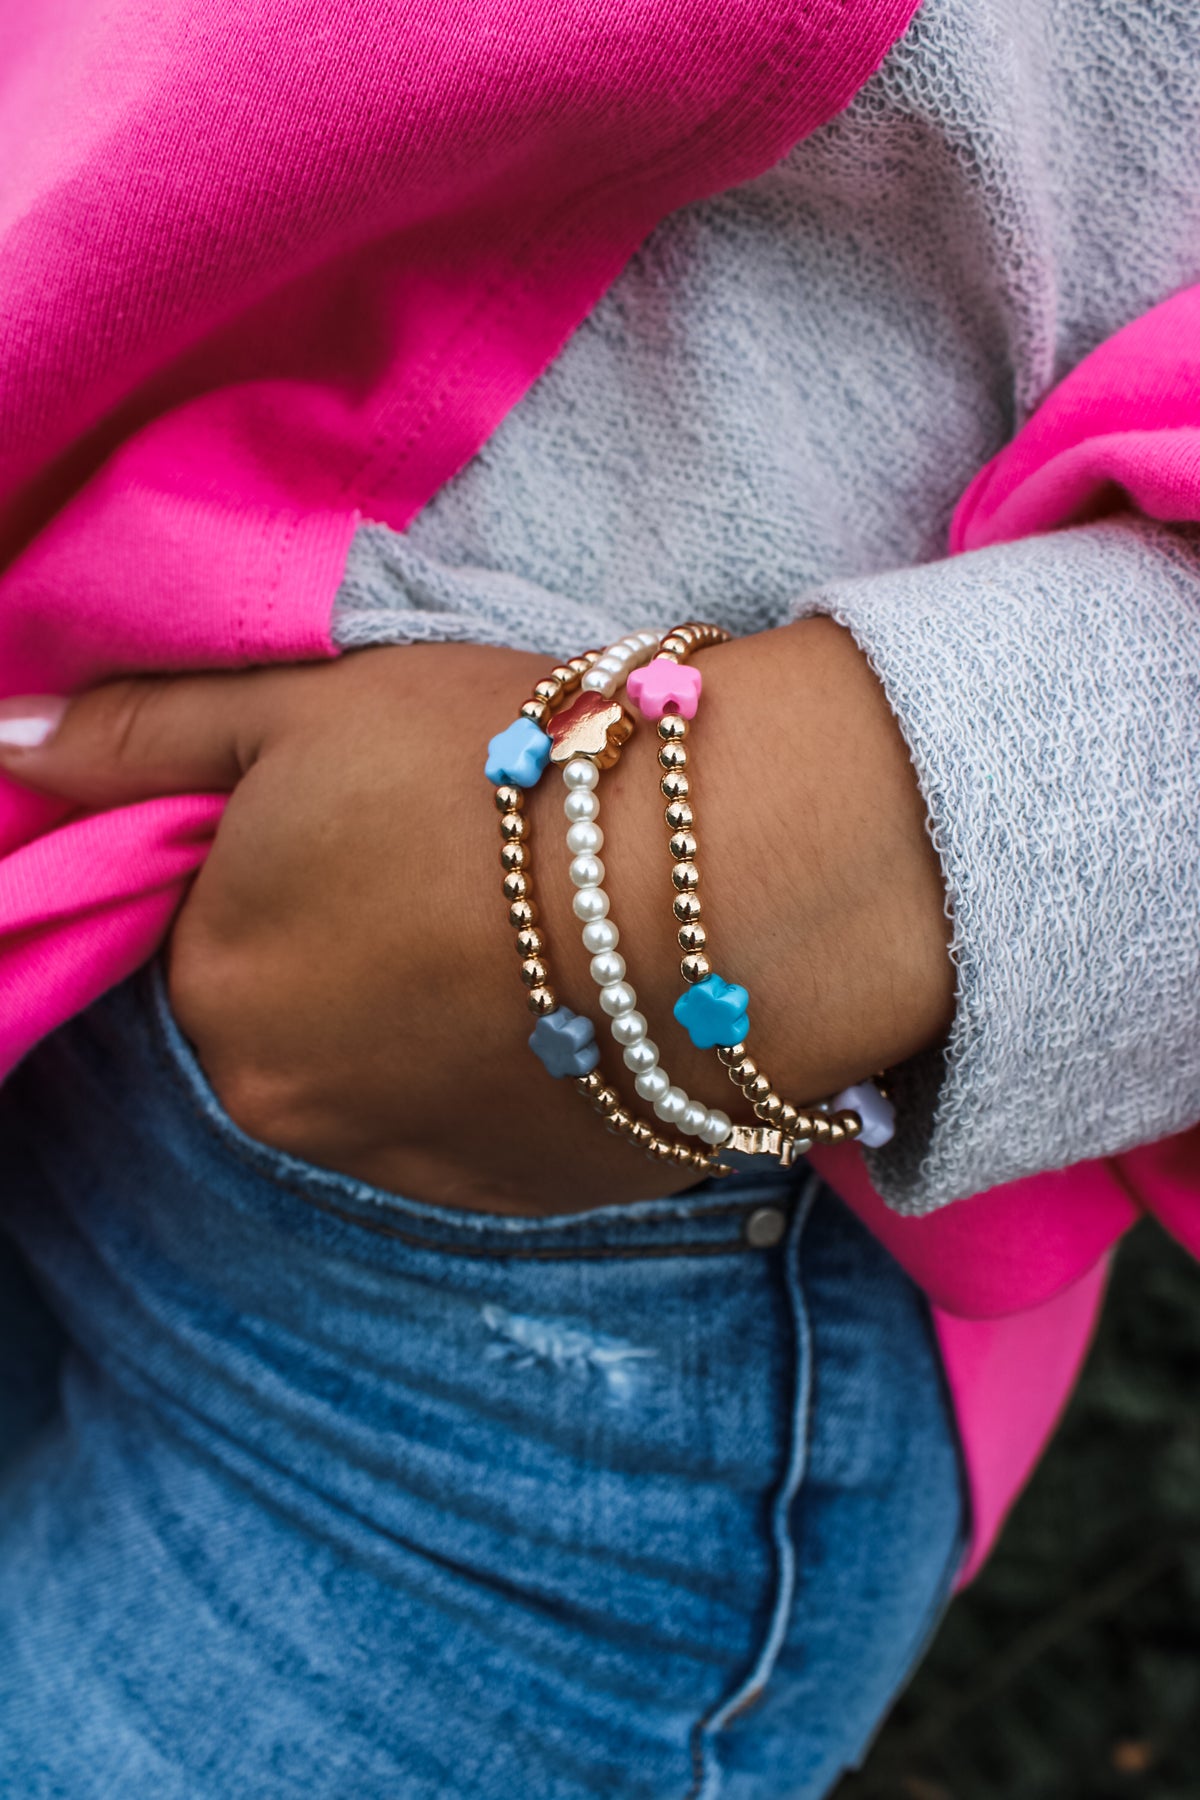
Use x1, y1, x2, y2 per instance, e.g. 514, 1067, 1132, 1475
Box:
334, 0, 1200, 1215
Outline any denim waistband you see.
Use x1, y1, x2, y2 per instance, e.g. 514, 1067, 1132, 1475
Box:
143, 961, 809, 1263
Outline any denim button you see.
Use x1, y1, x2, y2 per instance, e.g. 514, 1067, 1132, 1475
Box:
744, 1206, 786, 1249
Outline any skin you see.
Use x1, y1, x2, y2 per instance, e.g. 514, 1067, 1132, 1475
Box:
0, 620, 955, 1214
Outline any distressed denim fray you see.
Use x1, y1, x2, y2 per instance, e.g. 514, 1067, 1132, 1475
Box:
0, 971, 962, 1799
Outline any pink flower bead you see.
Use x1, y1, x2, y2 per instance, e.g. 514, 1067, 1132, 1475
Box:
626, 658, 703, 721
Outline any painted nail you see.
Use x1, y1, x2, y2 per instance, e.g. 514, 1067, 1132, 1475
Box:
0, 696, 68, 750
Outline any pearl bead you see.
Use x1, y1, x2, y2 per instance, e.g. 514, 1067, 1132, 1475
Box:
598, 981, 637, 1017
572, 886, 610, 922
610, 1009, 647, 1046
581, 918, 618, 954
699, 1109, 732, 1146
569, 854, 605, 888
653, 1085, 688, 1124
635, 1066, 670, 1102
679, 1100, 708, 1137
622, 1038, 659, 1073
589, 950, 626, 986
580, 670, 607, 693
566, 820, 603, 855
563, 789, 599, 823
563, 759, 599, 790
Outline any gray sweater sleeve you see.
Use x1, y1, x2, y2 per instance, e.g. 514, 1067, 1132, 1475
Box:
791, 515, 1200, 1214
333, 512, 1200, 1217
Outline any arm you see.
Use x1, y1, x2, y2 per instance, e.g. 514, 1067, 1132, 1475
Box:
0, 622, 953, 1214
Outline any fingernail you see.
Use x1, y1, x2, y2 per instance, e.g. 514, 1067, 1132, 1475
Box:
0, 696, 68, 750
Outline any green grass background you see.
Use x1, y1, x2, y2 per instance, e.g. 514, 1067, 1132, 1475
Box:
836, 1220, 1200, 1800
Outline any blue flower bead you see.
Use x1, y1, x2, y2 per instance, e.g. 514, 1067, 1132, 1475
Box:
485, 717, 552, 787
528, 1007, 601, 1079
673, 973, 750, 1050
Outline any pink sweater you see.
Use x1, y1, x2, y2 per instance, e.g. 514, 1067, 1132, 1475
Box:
2, 0, 1197, 1578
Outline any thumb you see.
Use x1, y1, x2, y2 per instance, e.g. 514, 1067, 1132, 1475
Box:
0, 670, 283, 809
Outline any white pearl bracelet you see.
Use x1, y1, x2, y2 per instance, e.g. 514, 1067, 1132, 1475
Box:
562, 755, 734, 1150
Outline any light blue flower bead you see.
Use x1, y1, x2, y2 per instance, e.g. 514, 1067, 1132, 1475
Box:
673, 973, 750, 1050
529, 1007, 601, 1078
485, 717, 552, 787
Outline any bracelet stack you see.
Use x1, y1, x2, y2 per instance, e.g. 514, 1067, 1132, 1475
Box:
484, 623, 896, 1176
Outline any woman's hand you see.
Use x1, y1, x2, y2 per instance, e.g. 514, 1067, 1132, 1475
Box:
0, 623, 954, 1213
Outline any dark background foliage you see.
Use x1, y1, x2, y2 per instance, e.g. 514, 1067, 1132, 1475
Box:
836, 1220, 1200, 1800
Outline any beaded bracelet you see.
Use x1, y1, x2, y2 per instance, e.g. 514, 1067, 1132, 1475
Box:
487, 644, 730, 1175
484, 622, 896, 1174
626, 631, 896, 1156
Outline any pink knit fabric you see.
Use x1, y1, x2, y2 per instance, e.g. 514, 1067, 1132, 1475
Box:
2, 1, 1194, 1577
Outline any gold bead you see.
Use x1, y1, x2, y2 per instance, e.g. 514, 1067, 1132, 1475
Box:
499, 811, 527, 841
526, 985, 556, 1016
606, 1108, 633, 1136
500, 841, 528, 872
514, 927, 544, 958
834, 1109, 863, 1140
594, 1085, 620, 1113
576, 1070, 603, 1097
520, 957, 549, 988
502, 870, 531, 901
670, 1143, 694, 1166
778, 1102, 799, 1133
494, 785, 523, 813
647, 1139, 676, 1162
668, 830, 698, 861
753, 1092, 784, 1123
660, 770, 690, 801
550, 664, 580, 690
658, 742, 688, 772
808, 1115, 832, 1143
680, 952, 711, 983
534, 677, 562, 705
664, 800, 694, 831
508, 898, 538, 930
567, 656, 592, 678
660, 635, 688, 658
677, 921, 708, 953
520, 698, 550, 725
729, 1056, 757, 1084
627, 1121, 654, 1148
716, 1042, 747, 1066
826, 1120, 847, 1144
656, 714, 688, 741
670, 861, 700, 893
742, 1073, 772, 1104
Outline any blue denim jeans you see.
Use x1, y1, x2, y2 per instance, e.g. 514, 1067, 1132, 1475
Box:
0, 969, 963, 1798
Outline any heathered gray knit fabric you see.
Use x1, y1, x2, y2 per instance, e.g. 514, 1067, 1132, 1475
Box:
334, 0, 1200, 1214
